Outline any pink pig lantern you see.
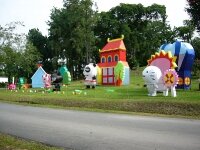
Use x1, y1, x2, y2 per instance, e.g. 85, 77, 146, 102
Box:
8, 77, 16, 90
42, 73, 51, 88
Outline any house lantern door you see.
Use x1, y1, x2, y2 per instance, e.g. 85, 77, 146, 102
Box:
102, 67, 115, 85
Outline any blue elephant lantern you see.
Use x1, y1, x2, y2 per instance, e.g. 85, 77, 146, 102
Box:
160, 40, 195, 90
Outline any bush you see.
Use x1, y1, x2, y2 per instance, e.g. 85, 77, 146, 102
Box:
0, 82, 7, 88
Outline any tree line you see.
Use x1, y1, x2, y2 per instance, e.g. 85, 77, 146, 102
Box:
0, 0, 200, 82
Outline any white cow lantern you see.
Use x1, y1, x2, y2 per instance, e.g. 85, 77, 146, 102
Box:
83, 63, 97, 89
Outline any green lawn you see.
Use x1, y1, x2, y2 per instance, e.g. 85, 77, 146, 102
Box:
0, 133, 63, 150
0, 68, 200, 118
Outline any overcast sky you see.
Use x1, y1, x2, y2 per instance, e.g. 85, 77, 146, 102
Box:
0, 0, 190, 36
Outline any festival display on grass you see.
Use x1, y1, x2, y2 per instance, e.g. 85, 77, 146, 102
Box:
18, 77, 30, 89
42, 73, 51, 88
58, 58, 71, 85
7, 77, 16, 90
142, 50, 179, 97
51, 70, 63, 91
18, 77, 25, 89
31, 60, 65, 91
142, 66, 162, 96
7, 77, 28, 90
160, 40, 195, 89
97, 35, 130, 86
83, 63, 97, 89
31, 66, 47, 88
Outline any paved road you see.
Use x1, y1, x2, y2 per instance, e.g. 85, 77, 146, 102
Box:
0, 102, 200, 150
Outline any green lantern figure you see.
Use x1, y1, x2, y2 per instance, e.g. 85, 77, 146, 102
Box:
58, 57, 71, 85
18, 77, 25, 89
114, 61, 125, 86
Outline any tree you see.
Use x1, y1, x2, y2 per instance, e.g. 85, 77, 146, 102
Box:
0, 22, 41, 81
0, 46, 21, 79
186, 0, 200, 32
19, 42, 41, 79
48, 0, 97, 78
94, 3, 173, 68
0, 22, 25, 80
174, 20, 195, 42
191, 37, 200, 76
0, 22, 26, 51
27, 28, 53, 72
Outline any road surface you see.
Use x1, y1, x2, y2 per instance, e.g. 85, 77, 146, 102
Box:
0, 102, 200, 150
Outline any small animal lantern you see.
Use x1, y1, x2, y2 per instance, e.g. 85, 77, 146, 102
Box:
8, 83, 16, 90
83, 63, 97, 89
8, 77, 16, 90
42, 73, 51, 88
51, 71, 63, 91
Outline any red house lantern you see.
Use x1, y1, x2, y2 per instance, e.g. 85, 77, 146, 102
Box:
97, 35, 130, 85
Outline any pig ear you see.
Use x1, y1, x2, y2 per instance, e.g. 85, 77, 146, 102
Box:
93, 63, 96, 67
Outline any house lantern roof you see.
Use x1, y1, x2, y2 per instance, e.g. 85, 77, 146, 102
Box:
99, 35, 126, 53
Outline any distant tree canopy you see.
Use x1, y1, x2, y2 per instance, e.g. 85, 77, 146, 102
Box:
0, 22, 41, 81
48, 0, 97, 76
94, 3, 175, 68
191, 37, 200, 76
27, 28, 53, 73
186, 0, 200, 32
174, 20, 195, 43
47, 1, 177, 70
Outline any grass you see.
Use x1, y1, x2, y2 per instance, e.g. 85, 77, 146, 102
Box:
0, 68, 200, 118
0, 133, 63, 150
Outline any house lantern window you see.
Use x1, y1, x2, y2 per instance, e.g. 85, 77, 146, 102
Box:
101, 56, 106, 63
114, 55, 119, 61
108, 56, 112, 62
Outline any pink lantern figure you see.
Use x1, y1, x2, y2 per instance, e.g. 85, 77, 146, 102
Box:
8, 83, 16, 90
42, 73, 51, 88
